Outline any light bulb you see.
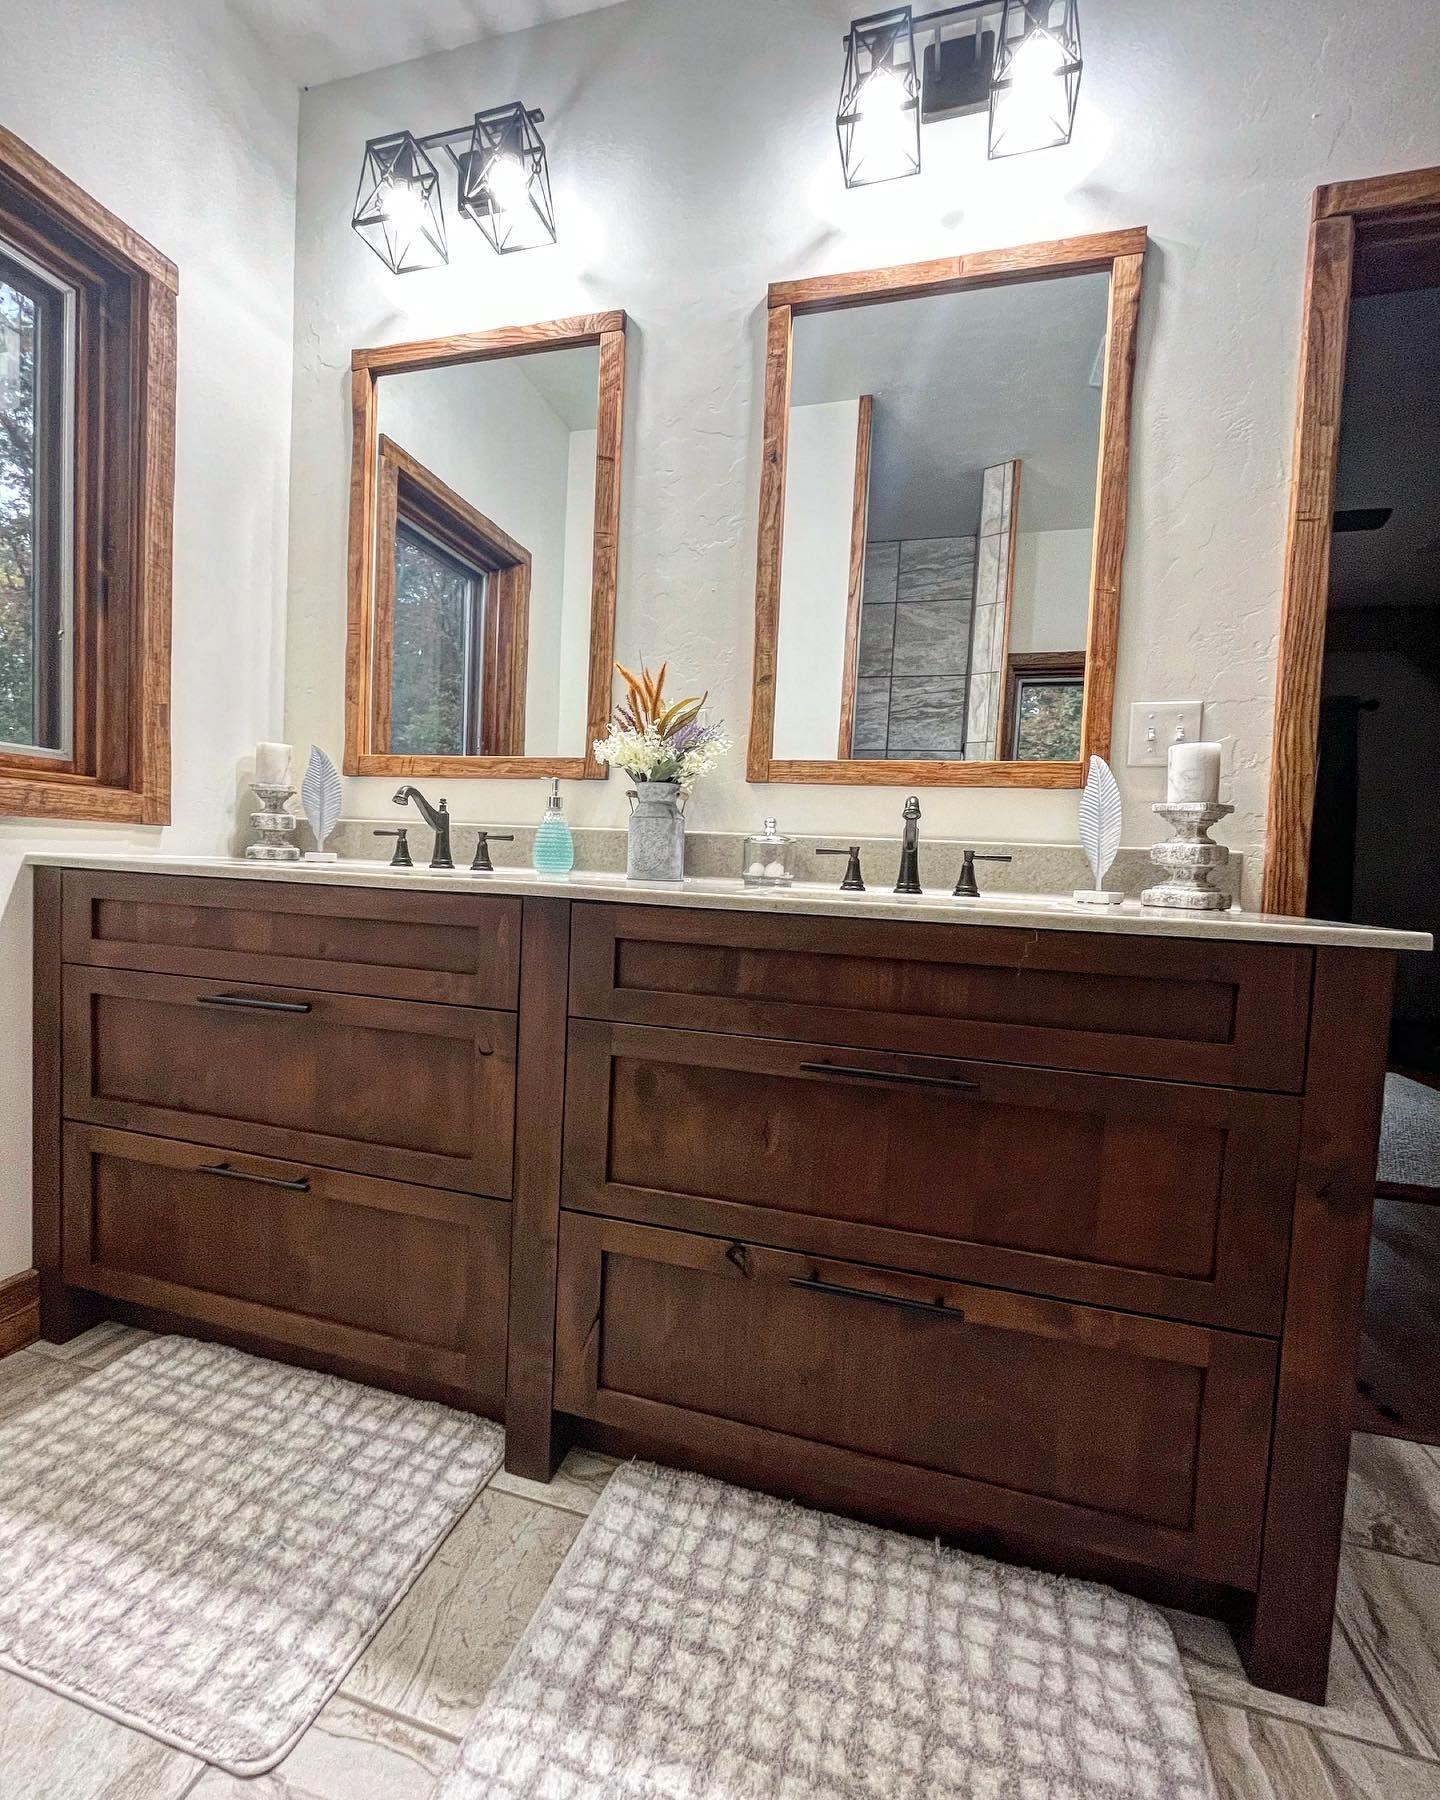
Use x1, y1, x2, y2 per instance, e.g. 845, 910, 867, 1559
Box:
991, 25, 1073, 155
849, 64, 917, 181
380, 180, 428, 236
485, 153, 531, 215
993, 22, 1072, 155
1011, 26, 1066, 81
858, 65, 909, 119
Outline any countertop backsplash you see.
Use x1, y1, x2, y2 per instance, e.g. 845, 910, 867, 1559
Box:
279, 817, 1244, 904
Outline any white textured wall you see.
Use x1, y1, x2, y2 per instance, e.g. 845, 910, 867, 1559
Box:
0, 0, 298, 1278
1012, 529, 1094, 655
773, 399, 860, 760
286, 0, 1440, 858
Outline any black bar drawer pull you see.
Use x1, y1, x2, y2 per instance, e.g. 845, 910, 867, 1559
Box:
197, 1161, 311, 1193
196, 994, 313, 1015
789, 1275, 965, 1322
797, 1061, 978, 1095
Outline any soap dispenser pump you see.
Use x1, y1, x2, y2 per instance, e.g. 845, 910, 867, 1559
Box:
533, 778, 575, 876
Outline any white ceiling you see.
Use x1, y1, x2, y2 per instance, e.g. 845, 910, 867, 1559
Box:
791, 272, 1111, 540
226, 0, 631, 88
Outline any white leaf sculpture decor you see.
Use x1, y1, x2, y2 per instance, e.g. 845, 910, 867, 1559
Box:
300, 745, 343, 858
1076, 754, 1124, 905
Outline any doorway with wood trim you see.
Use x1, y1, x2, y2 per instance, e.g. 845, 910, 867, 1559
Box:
1264, 166, 1440, 1444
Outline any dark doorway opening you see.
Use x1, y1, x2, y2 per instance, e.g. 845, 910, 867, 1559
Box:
1308, 219, 1440, 1442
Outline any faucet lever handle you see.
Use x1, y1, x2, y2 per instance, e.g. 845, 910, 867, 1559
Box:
373, 827, 413, 869
469, 830, 516, 874
953, 848, 1013, 898
816, 845, 865, 892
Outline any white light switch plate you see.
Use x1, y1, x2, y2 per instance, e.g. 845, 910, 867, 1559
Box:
1128, 701, 1204, 767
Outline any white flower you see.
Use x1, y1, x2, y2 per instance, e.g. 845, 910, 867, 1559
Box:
593, 724, 730, 793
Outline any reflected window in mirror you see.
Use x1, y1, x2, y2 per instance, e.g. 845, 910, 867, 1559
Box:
749, 232, 1145, 789
376, 435, 536, 758
1006, 651, 1086, 760
345, 313, 625, 778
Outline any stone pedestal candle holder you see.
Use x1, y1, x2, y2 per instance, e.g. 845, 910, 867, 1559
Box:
1141, 801, 1233, 911
246, 782, 301, 861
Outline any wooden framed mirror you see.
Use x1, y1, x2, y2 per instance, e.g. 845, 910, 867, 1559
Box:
747, 231, 1146, 787
344, 311, 626, 778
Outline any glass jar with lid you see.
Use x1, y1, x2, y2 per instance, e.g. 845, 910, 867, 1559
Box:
742, 817, 794, 887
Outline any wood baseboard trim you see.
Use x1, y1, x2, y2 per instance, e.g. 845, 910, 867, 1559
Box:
0, 1269, 41, 1359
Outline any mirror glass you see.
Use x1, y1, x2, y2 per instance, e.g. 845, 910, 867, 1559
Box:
370, 343, 600, 759
770, 268, 1110, 764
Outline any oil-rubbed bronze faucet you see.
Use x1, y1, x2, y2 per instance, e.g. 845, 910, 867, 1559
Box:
894, 796, 923, 895
392, 786, 454, 870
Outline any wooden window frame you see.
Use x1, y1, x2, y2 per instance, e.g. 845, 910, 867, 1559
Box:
0, 126, 175, 824
746, 228, 1145, 789
345, 312, 627, 780
373, 436, 531, 759
1004, 649, 1087, 760
1263, 165, 1440, 915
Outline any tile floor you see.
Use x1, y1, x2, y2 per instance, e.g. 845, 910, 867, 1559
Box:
3, 1327, 1440, 1798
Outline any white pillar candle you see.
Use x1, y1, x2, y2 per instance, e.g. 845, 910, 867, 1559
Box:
254, 741, 292, 787
1167, 741, 1221, 803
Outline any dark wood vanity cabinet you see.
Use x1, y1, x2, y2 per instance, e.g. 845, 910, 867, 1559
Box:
37, 869, 521, 1412
34, 867, 1398, 1708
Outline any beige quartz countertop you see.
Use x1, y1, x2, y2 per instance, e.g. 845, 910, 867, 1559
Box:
25, 851, 1433, 953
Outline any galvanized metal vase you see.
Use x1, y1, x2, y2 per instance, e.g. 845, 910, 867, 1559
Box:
626, 781, 685, 882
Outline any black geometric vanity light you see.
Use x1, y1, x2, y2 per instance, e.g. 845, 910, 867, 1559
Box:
836, 7, 922, 188
988, 0, 1082, 159
352, 132, 448, 275
458, 103, 557, 254
351, 103, 555, 273
836, 0, 1082, 187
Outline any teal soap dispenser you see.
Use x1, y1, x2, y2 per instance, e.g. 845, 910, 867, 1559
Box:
533, 778, 575, 876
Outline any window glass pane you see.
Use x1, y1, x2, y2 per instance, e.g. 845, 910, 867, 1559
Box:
0, 277, 41, 747
0, 244, 71, 757
390, 523, 485, 756
1014, 677, 1084, 760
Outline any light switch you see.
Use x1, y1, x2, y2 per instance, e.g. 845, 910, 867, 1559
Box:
1127, 701, 1204, 767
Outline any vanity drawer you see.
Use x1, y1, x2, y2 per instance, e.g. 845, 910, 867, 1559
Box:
62, 967, 516, 1195
61, 870, 520, 1008
569, 904, 1311, 1090
61, 1125, 509, 1409
562, 1021, 1297, 1332
555, 1214, 1275, 1586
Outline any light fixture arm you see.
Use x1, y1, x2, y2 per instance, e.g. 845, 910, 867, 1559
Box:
840, 1, 997, 49
414, 108, 546, 153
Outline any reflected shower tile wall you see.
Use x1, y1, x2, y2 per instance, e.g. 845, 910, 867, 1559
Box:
896, 537, 976, 605
893, 602, 972, 678
887, 675, 970, 757
852, 677, 891, 758
855, 536, 975, 757
862, 540, 899, 608
857, 604, 895, 679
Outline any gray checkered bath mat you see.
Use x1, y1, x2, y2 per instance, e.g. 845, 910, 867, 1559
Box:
437, 1460, 1217, 1799
1379, 1072, 1440, 1196
0, 1336, 502, 1774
